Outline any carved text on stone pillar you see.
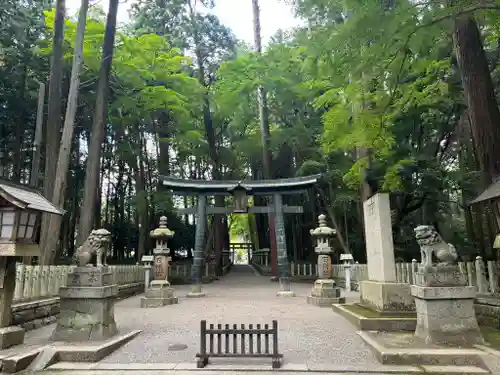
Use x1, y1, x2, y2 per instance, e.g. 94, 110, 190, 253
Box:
154, 256, 169, 280
318, 254, 331, 279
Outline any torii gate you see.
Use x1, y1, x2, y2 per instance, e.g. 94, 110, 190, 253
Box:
159, 174, 321, 296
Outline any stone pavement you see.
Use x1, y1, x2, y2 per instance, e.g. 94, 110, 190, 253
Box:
37, 371, 428, 375
25, 265, 500, 374
100, 265, 387, 370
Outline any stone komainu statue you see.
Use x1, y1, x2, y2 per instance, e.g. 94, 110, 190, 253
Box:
414, 225, 458, 270
73, 228, 111, 267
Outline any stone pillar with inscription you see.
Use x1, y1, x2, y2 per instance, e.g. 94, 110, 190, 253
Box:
140, 216, 179, 308
307, 214, 345, 306
359, 194, 414, 313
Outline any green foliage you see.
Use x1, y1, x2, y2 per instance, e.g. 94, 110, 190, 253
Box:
2, 0, 496, 262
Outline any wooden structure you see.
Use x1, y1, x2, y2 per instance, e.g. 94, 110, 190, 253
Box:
0, 180, 63, 257
159, 175, 320, 295
0, 178, 63, 348
229, 242, 252, 263
196, 320, 282, 368
469, 180, 500, 294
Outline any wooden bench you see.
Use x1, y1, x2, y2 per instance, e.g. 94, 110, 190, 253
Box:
196, 320, 283, 368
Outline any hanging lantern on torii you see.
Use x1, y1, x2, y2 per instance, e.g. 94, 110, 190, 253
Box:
228, 183, 251, 214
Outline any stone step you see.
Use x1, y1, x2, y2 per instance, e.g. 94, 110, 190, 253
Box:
41, 362, 490, 374
37, 370, 490, 375
1, 346, 44, 373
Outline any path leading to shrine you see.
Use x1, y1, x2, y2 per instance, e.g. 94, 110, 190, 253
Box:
29, 264, 500, 374
97, 265, 387, 371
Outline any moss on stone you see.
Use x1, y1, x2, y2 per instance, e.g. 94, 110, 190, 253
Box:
342, 303, 416, 319
481, 326, 500, 350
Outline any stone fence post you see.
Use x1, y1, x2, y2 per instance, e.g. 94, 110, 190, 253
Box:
475, 256, 488, 294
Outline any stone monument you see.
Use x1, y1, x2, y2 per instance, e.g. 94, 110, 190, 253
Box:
51, 229, 119, 341
141, 216, 179, 308
412, 225, 485, 346
359, 194, 414, 313
307, 214, 345, 306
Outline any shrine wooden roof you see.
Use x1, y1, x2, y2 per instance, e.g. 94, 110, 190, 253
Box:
0, 179, 64, 215
159, 174, 321, 195
469, 176, 500, 205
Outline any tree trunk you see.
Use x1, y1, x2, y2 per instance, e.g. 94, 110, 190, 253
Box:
252, 0, 277, 277
30, 83, 45, 187
12, 63, 27, 182
453, 17, 500, 182
134, 133, 148, 262
77, 0, 119, 246
187, 0, 225, 274
453, 15, 500, 292
41, 0, 89, 265
43, 0, 66, 198
157, 112, 171, 177
39, 0, 66, 263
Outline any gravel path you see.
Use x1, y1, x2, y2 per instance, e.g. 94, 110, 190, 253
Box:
103, 265, 381, 368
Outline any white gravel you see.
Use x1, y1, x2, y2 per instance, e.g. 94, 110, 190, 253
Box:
103, 265, 382, 368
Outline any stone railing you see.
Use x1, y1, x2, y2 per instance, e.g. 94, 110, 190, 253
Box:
332, 258, 498, 294
254, 256, 499, 294
288, 258, 498, 294
13, 264, 143, 303
12, 262, 219, 332
13, 263, 215, 303
13, 262, 222, 303
12, 264, 144, 332
167, 262, 218, 283
250, 249, 270, 268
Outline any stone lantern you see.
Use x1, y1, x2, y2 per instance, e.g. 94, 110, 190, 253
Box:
306, 214, 345, 306
0, 180, 63, 348
340, 253, 354, 292
140, 255, 154, 294
140, 216, 179, 308
150, 216, 174, 280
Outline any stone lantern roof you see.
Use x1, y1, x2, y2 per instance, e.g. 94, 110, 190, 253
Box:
309, 214, 336, 238
150, 216, 174, 239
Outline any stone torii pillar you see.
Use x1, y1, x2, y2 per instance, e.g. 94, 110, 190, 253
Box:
275, 193, 295, 297
187, 195, 207, 298
307, 214, 345, 306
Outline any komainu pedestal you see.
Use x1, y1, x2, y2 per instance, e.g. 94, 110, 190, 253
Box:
412, 267, 485, 346
141, 280, 178, 307
412, 225, 485, 346
51, 267, 118, 342
307, 279, 345, 306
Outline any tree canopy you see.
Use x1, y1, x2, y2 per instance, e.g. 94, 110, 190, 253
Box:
0, 0, 499, 268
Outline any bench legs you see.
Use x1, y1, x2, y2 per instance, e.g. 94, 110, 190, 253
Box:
272, 357, 281, 369
197, 355, 281, 369
196, 356, 209, 368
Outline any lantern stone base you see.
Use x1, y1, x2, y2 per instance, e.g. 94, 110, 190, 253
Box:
277, 291, 296, 297
307, 279, 345, 307
51, 267, 118, 342
186, 284, 206, 298
141, 280, 178, 308
0, 326, 25, 349
276, 278, 295, 297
